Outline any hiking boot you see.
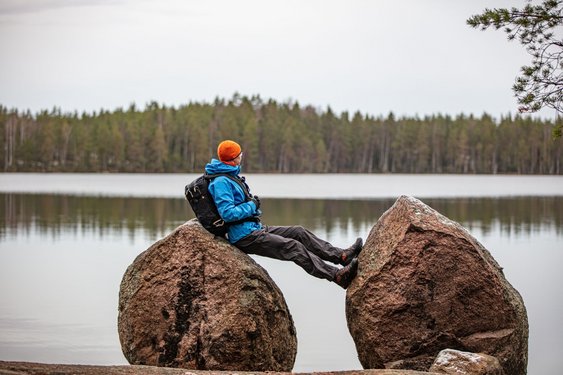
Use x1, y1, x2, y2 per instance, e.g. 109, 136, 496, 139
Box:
335, 258, 359, 289
340, 237, 363, 266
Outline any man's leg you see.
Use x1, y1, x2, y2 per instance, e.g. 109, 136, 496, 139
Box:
235, 228, 338, 282
265, 225, 343, 264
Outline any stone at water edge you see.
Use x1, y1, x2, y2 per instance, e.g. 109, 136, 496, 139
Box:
429, 349, 505, 375
345, 195, 528, 374
118, 219, 297, 371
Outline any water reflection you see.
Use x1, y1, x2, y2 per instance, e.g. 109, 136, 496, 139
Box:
1, 193, 562, 373
1, 194, 190, 241
1, 194, 562, 240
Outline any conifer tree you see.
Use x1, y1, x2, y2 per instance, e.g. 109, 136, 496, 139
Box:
468, 0, 563, 137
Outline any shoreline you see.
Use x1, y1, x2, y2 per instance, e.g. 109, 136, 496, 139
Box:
0, 361, 440, 375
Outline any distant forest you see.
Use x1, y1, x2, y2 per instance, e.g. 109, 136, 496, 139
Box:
2, 94, 562, 174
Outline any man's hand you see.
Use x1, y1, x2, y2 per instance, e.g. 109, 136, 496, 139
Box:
251, 195, 261, 210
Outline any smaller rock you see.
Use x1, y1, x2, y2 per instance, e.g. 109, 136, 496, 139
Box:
429, 349, 505, 375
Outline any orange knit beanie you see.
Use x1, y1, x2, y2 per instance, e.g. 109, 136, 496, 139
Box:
217, 140, 242, 164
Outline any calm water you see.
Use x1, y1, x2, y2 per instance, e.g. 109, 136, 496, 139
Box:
0, 174, 562, 374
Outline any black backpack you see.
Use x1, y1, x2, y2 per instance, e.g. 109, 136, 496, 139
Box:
184, 173, 258, 237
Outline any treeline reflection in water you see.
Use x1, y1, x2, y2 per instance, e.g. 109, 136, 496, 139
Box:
1, 193, 561, 240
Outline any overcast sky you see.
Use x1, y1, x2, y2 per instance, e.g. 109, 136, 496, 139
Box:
0, 0, 554, 119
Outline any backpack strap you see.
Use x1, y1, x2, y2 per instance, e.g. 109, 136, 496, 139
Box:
205, 173, 253, 200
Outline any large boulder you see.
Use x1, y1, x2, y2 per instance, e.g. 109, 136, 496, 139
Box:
118, 219, 297, 371
346, 196, 528, 374
429, 349, 505, 375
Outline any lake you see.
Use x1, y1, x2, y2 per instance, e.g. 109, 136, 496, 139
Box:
0, 173, 562, 374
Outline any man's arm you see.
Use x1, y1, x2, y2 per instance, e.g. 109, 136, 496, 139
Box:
211, 178, 258, 223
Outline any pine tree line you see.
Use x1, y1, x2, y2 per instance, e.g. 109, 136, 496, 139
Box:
2, 94, 562, 174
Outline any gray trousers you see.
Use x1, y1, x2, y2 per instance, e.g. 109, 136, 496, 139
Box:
234, 225, 342, 281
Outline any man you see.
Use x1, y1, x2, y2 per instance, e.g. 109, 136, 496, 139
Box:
205, 140, 362, 289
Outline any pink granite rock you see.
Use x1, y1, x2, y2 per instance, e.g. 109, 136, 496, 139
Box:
118, 219, 297, 371
346, 196, 528, 374
429, 349, 505, 374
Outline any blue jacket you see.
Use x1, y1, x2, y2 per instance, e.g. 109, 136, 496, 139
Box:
205, 159, 263, 243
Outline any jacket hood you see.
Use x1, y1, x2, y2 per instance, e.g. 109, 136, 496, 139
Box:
205, 158, 241, 175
